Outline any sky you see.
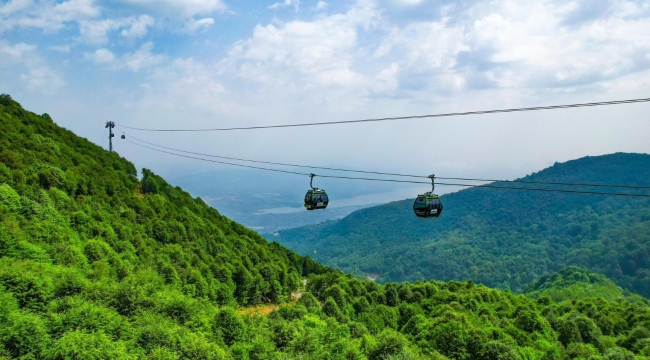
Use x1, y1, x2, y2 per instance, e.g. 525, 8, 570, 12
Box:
1, 0, 650, 190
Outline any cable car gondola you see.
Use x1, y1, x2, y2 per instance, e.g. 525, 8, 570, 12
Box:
304, 174, 329, 210
413, 174, 443, 218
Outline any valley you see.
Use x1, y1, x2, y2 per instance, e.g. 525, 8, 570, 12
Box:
269, 153, 650, 298
1, 96, 649, 359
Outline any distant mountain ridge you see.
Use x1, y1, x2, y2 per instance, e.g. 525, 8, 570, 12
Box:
269, 153, 650, 297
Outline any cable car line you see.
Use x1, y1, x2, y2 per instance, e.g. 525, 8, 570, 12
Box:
127, 135, 430, 179
125, 139, 650, 198
115, 97, 650, 132
126, 139, 435, 185
126, 134, 650, 191
124, 139, 310, 176
435, 176, 650, 190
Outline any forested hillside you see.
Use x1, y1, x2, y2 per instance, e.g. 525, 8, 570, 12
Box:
2, 94, 650, 359
270, 153, 650, 297
523, 267, 649, 305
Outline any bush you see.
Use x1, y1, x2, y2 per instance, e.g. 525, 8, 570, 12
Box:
1, 311, 50, 358
566, 343, 600, 359
154, 290, 197, 325
431, 320, 469, 359
482, 341, 521, 360
44, 330, 134, 360
176, 331, 228, 360
368, 330, 408, 360
603, 347, 635, 360
214, 308, 247, 346
48, 297, 128, 340
0, 260, 54, 311
298, 291, 319, 310
134, 313, 179, 352
323, 297, 343, 319
0, 184, 21, 211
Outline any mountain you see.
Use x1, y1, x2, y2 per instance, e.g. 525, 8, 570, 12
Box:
524, 266, 649, 304
269, 153, 650, 297
1, 94, 650, 359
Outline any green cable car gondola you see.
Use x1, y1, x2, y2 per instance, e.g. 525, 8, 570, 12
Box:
413, 174, 443, 218
304, 174, 329, 210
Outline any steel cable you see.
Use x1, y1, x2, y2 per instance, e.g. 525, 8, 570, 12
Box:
116, 98, 650, 132
125, 139, 650, 198
126, 135, 650, 191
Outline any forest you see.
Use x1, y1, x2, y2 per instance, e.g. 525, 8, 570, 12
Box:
1, 94, 650, 359
270, 153, 650, 297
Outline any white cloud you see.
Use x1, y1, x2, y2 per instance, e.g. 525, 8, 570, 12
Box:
86, 48, 116, 64
118, 0, 227, 17
315, 1, 328, 10
0, 42, 36, 60
160, 58, 226, 98
184, 17, 214, 33
78, 19, 123, 45
371, 62, 400, 93
20, 66, 65, 90
83, 43, 165, 71
269, 0, 299, 11
78, 15, 155, 44
121, 15, 155, 38
124, 58, 234, 125
50, 45, 71, 52
0, 0, 100, 32
53, 0, 100, 21
372, 20, 469, 94
0, 0, 33, 16
355, 0, 650, 96
0, 41, 65, 93
463, 1, 650, 89
123, 42, 165, 71
392, 0, 424, 5
231, 0, 379, 88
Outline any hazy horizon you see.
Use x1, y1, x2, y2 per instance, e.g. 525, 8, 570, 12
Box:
1, 0, 649, 195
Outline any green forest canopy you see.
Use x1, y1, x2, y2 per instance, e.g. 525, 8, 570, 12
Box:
270, 152, 650, 298
1, 94, 650, 359
523, 266, 648, 305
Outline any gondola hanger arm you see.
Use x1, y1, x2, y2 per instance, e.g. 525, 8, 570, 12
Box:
310, 173, 317, 190
428, 174, 435, 193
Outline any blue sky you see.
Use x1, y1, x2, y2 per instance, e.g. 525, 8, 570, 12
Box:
1, 0, 650, 184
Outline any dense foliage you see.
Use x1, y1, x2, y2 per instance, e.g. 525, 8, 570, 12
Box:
1, 94, 650, 359
270, 153, 650, 297
524, 267, 648, 305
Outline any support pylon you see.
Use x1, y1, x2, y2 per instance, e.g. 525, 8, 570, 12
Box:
105, 121, 115, 151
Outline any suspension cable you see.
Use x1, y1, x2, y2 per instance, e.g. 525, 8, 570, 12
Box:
115, 98, 650, 132
124, 139, 650, 198
126, 134, 650, 190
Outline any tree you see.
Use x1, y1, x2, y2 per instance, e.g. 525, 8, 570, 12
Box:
214, 308, 247, 346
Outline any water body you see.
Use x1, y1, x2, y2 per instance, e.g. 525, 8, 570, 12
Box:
166, 169, 458, 232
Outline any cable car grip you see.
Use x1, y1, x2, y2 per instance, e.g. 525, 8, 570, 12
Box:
310, 173, 317, 190
428, 174, 435, 194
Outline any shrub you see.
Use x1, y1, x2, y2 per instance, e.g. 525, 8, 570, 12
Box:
0, 260, 55, 311
431, 320, 469, 359
214, 308, 247, 346
368, 330, 408, 360
176, 331, 228, 360
44, 330, 134, 359
0, 184, 20, 211
1, 311, 50, 358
